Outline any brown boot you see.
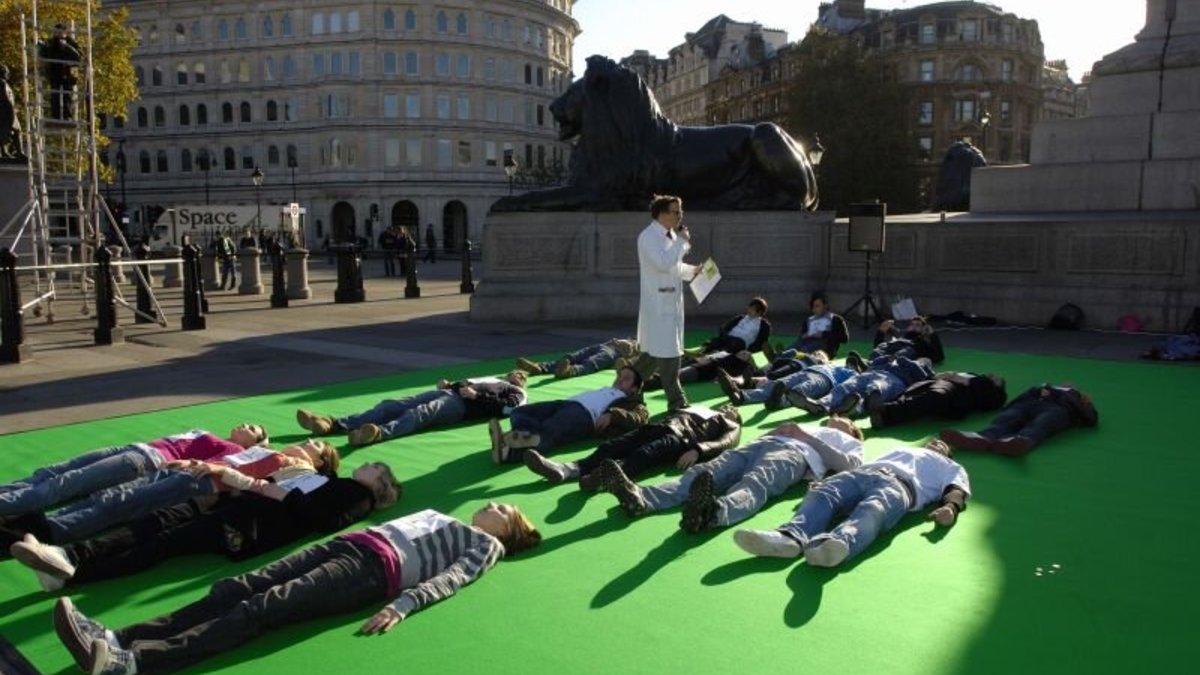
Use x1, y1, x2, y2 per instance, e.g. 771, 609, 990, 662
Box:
515, 357, 544, 375
296, 409, 335, 435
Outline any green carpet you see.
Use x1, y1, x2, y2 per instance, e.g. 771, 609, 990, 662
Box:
1, 344, 1196, 674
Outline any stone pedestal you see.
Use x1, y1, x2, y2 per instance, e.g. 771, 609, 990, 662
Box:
470, 210, 837, 322
973, 0, 1200, 212
202, 251, 221, 291
286, 248, 312, 300
238, 247, 264, 295
107, 246, 127, 284
161, 245, 183, 288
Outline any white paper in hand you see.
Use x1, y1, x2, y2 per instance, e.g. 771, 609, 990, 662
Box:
689, 258, 721, 304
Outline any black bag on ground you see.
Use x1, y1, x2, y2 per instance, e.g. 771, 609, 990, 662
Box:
1048, 303, 1084, 330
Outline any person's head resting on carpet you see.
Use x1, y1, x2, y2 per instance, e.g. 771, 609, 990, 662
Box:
352, 462, 402, 509
472, 502, 542, 555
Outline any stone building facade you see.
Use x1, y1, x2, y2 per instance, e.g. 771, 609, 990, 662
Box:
1041, 59, 1078, 121
102, 0, 578, 251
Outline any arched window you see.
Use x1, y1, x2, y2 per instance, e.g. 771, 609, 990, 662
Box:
223, 146, 236, 170
217, 19, 229, 41
281, 14, 293, 36
264, 56, 275, 81
180, 148, 193, 172
193, 62, 206, 84
156, 149, 168, 172
136, 107, 148, 127
178, 104, 190, 126
262, 16, 273, 37
436, 11, 448, 33
240, 101, 252, 123
383, 9, 396, 31
148, 24, 159, 44
176, 63, 188, 85
152, 65, 163, 86
174, 23, 186, 44
222, 102, 234, 123
286, 144, 298, 167
190, 20, 203, 41
456, 13, 468, 35
219, 60, 232, 83
312, 13, 325, 34
405, 51, 418, 75
383, 52, 397, 75
237, 60, 250, 82
139, 150, 151, 173
235, 18, 247, 40
404, 10, 416, 30
266, 100, 278, 121
283, 56, 297, 79
268, 145, 280, 166
153, 106, 165, 127
196, 103, 207, 125
241, 145, 254, 169
135, 66, 144, 86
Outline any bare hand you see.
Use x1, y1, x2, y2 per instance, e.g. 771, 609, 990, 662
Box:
676, 225, 691, 242
928, 505, 957, 527
190, 462, 223, 478
880, 319, 895, 332
358, 607, 403, 635
163, 459, 197, 471
676, 450, 699, 469
594, 414, 612, 432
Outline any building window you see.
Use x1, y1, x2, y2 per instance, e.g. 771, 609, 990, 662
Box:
152, 65, 163, 86
406, 139, 421, 166
176, 63, 188, 85
241, 146, 254, 169
405, 93, 420, 118
456, 12, 468, 35
283, 56, 297, 80
281, 14, 293, 36
456, 54, 470, 78
330, 12, 343, 33
285, 98, 298, 121
135, 66, 144, 87
524, 63, 532, 84
322, 94, 351, 119
457, 140, 471, 166
959, 64, 979, 81
196, 103, 207, 125
918, 100, 933, 126
264, 57, 276, 81
436, 11, 448, 33
404, 10, 416, 31
501, 98, 514, 123
383, 93, 399, 118
484, 15, 495, 39
919, 23, 935, 45
502, 18, 511, 41
919, 59, 934, 82
437, 139, 451, 168
224, 147, 236, 170
1000, 100, 1011, 124
536, 67, 544, 87
384, 9, 396, 31
312, 13, 324, 35
222, 102, 234, 123
436, 93, 451, 119
138, 150, 151, 173
153, 106, 165, 127
240, 101, 251, 123
313, 54, 326, 77
181, 148, 193, 172
959, 19, 978, 42
918, 136, 933, 161
190, 20, 203, 41
234, 18, 247, 40
262, 16, 273, 38
436, 53, 450, 76
1001, 22, 1013, 43
156, 150, 168, 172
405, 51, 419, 75
383, 52, 397, 75
484, 97, 498, 121
348, 11, 360, 32
385, 138, 402, 167
331, 52, 343, 75
955, 99, 976, 122
217, 19, 229, 41
485, 141, 497, 166
174, 23, 186, 45
219, 60, 232, 83
238, 60, 250, 82
266, 100, 279, 121
1001, 59, 1013, 82
268, 145, 280, 166
536, 104, 544, 126
456, 95, 469, 120
178, 104, 190, 126
484, 58, 496, 80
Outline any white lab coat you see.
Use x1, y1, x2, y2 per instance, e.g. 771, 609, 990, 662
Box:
637, 221, 694, 357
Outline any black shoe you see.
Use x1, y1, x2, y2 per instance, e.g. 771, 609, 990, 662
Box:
832, 392, 861, 416
715, 369, 742, 404
845, 350, 866, 374
599, 460, 647, 517
523, 450, 569, 483
681, 470, 717, 533
788, 391, 826, 415
764, 381, 787, 411
578, 471, 604, 493
865, 391, 885, 427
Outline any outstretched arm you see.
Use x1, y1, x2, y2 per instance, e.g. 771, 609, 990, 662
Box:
928, 486, 969, 527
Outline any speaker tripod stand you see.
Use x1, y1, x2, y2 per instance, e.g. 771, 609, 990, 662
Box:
844, 253, 883, 330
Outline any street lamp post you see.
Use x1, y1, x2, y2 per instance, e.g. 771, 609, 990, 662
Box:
807, 134, 825, 209
115, 140, 127, 212
979, 109, 992, 159
503, 151, 518, 196
251, 166, 264, 230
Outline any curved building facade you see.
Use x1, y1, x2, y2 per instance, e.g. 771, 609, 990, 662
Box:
104, 0, 578, 251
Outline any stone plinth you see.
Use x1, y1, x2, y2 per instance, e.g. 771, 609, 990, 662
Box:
470, 210, 838, 322
973, 0, 1200, 213
286, 248, 312, 300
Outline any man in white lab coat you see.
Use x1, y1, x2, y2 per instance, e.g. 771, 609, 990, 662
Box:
637, 195, 699, 411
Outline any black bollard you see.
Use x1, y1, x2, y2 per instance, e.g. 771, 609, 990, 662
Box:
269, 242, 289, 308
0, 248, 31, 363
404, 243, 421, 298
459, 240, 475, 294
181, 244, 207, 330
134, 242, 154, 324
93, 246, 124, 345
334, 243, 366, 303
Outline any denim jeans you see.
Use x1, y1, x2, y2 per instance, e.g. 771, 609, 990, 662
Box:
820, 372, 906, 412
0, 444, 157, 517
641, 436, 811, 528
871, 339, 916, 360
337, 389, 467, 439
539, 343, 618, 375
777, 469, 912, 562
508, 400, 595, 459
219, 258, 237, 288
980, 399, 1073, 446
744, 370, 833, 405
119, 538, 388, 674
45, 470, 217, 544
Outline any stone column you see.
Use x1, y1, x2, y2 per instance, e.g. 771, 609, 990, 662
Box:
202, 249, 221, 292
161, 244, 183, 288
238, 247, 264, 294
286, 248, 312, 299
106, 246, 126, 285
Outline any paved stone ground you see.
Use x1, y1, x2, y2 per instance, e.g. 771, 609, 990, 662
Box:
0, 255, 1182, 434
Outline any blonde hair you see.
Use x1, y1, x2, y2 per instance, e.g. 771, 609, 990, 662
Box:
501, 506, 542, 555
312, 440, 341, 476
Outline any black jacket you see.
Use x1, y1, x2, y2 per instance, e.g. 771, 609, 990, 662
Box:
658, 406, 742, 461
451, 379, 526, 420
715, 314, 772, 353
219, 478, 376, 561
873, 327, 945, 364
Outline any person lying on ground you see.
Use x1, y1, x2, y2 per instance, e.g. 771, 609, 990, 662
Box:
792, 355, 936, 418
515, 338, 640, 379
870, 372, 1006, 429
53, 502, 541, 675
939, 383, 1097, 457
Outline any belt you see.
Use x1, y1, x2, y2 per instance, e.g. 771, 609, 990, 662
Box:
863, 466, 916, 504
657, 287, 676, 293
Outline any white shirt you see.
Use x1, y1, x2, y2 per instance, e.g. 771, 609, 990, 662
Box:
806, 314, 833, 337
777, 426, 864, 479
727, 315, 762, 346
569, 387, 626, 424
637, 221, 694, 357
867, 448, 971, 510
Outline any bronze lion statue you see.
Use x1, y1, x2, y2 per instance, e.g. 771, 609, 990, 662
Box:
491, 55, 818, 212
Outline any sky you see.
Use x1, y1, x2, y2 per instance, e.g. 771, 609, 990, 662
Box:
572, 0, 1146, 82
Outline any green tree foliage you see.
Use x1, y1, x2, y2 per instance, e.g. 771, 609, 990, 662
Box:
786, 27, 920, 215
0, 0, 138, 178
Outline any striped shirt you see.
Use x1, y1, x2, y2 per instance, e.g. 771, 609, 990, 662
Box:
341, 509, 504, 619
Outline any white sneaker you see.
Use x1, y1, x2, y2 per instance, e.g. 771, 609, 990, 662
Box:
12, 538, 77, 579
91, 637, 137, 675
732, 529, 802, 558
804, 538, 850, 568
35, 569, 66, 592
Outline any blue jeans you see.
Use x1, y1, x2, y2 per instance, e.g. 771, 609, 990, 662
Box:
337, 390, 466, 439
820, 372, 906, 412
641, 436, 810, 527
980, 399, 1072, 447
870, 355, 934, 385
745, 370, 833, 405
0, 444, 157, 517
777, 468, 912, 562
508, 400, 595, 459
45, 470, 217, 544
539, 343, 618, 375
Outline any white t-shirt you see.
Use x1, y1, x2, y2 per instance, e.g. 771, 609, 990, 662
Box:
568, 387, 626, 424
728, 315, 763, 345
868, 448, 971, 510
785, 426, 863, 479
806, 314, 833, 337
